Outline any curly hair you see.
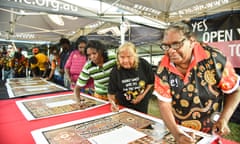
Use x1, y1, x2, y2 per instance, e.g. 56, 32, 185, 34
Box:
85, 40, 108, 62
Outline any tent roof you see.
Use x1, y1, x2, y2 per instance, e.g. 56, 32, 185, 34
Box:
0, 0, 239, 48
106, 0, 240, 22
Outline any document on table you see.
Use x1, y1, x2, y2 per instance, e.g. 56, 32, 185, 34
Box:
88, 125, 146, 144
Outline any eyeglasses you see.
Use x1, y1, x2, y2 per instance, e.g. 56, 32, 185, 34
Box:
160, 39, 185, 51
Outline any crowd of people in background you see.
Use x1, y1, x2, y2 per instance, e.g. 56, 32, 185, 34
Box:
0, 45, 28, 80
0, 22, 239, 143
0, 36, 95, 90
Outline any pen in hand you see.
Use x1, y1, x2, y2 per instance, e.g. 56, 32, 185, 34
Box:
110, 101, 119, 112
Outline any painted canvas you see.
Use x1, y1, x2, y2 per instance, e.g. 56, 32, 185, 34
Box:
31, 108, 217, 144
5, 77, 68, 98
16, 93, 108, 120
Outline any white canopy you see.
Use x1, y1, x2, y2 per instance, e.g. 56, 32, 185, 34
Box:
0, 0, 239, 45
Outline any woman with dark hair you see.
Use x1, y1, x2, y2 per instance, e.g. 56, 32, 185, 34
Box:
64, 36, 93, 90
74, 40, 116, 101
154, 22, 240, 144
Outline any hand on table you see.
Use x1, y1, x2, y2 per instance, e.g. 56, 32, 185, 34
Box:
212, 118, 230, 136
110, 101, 119, 112
175, 132, 196, 144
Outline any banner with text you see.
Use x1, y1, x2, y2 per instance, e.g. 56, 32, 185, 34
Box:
190, 11, 240, 68
0, 0, 94, 18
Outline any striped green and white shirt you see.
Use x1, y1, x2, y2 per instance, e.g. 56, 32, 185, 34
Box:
76, 53, 116, 95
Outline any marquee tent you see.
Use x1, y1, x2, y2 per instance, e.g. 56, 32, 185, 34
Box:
0, 0, 239, 51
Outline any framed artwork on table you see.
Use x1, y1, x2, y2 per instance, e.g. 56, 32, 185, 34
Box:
5, 77, 69, 98
31, 108, 218, 144
16, 93, 108, 121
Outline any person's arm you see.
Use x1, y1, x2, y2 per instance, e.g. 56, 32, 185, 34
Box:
158, 101, 195, 144
46, 66, 54, 80
42, 61, 50, 78
213, 87, 240, 136
107, 66, 119, 111
212, 60, 240, 136
108, 94, 119, 112
131, 84, 153, 104
65, 68, 73, 84
132, 59, 155, 104
64, 52, 73, 83
46, 61, 54, 80
30, 65, 37, 77
74, 84, 82, 102
74, 67, 88, 103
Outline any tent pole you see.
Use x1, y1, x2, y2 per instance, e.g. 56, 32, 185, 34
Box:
120, 14, 125, 44
150, 45, 153, 64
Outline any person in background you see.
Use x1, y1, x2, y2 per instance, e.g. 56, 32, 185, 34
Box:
48, 45, 59, 63
29, 47, 50, 78
154, 22, 240, 144
32, 47, 39, 55
0, 46, 13, 80
74, 40, 116, 101
108, 42, 154, 113
45, 47, 64, 86
11, 48, 28, 78
59, 38, 72, 88
0, 47, 4, 79
64, 36, 94, 90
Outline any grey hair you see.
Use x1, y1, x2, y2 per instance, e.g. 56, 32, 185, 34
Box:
165, 22, 193, 38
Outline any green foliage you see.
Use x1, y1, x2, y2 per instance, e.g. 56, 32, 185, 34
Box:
224, 122, 240, 142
